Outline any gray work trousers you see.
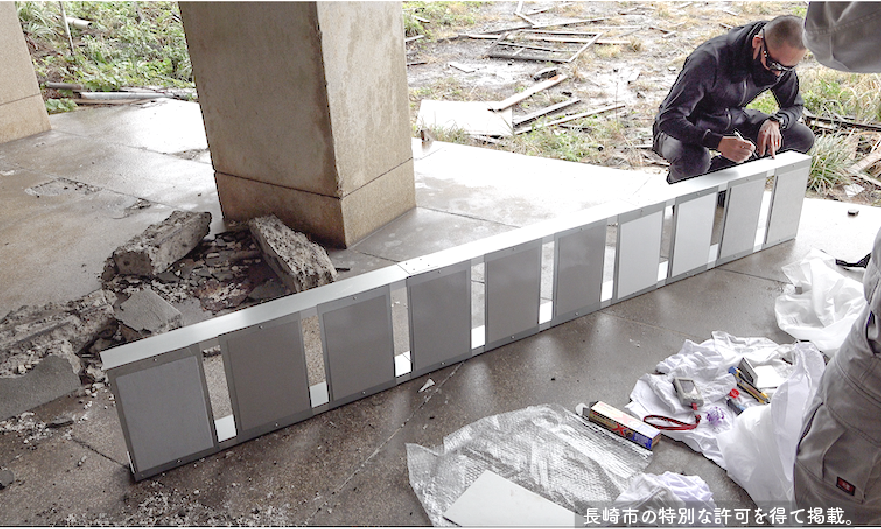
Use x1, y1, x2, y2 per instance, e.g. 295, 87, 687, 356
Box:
653, 110, 816, 184
793, 227, 881, 524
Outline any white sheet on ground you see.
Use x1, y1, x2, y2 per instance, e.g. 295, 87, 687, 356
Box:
625, 332, 824, 486
716, 344, 825, 504
775, 248, 865, 355
615, 472, 717, 514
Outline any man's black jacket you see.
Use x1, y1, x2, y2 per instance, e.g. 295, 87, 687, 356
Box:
655, 21, 805, 150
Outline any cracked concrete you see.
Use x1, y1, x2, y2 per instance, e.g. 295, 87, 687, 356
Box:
1, 98, 879, 525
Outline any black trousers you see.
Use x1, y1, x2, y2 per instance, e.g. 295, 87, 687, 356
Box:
653, 109, 816, 184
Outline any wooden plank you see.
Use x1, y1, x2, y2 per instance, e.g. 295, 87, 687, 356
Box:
514, 103, 624, 134
849, 144, 881, 174
522, 34, 600, 44
488, 74, 568, 112
493, 41, 565, 53
565, 33, 603, 63
479, 17, 607, 34
525, 3, 572, 15
462, 33, 506, 39
513, 97, 581, 126
804, 110, 881, 133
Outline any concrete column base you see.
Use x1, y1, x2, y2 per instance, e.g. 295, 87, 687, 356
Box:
0, 3, 51, 144
0, 94, 50, 144
216, 158, 415, 247
182, 1, 415, 249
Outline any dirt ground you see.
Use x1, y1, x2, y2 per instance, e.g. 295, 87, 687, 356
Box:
405, 1, 881, 206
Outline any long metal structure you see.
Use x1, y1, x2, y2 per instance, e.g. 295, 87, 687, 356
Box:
101, 153, 811, 480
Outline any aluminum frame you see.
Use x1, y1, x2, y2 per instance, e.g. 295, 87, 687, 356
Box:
101, 153, 811, 481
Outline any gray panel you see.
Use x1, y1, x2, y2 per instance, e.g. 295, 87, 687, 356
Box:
221, 317, 311, 434
719, 178, 766, 259
553, 222, 605, 317
408, 265, 472, 374
765, 167, 809, 245
486, 242, 542, 345
321, 290, 395, 402
114, 353, 215, 473
670, 193, 716, 277
616, 210, 663, 299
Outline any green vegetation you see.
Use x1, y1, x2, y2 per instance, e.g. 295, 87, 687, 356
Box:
807, 132, 857, 193
43, 98, 78, 114
800, 68, 881, 123
17, 0, 192, 106
403, 1, 483, 41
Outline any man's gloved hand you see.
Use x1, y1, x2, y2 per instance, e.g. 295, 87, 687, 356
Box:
718, 135, 755, 163
757, 119, 782, 157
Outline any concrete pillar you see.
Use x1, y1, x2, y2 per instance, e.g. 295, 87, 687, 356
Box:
180, 2, 415, 247
0, 2, 51, 144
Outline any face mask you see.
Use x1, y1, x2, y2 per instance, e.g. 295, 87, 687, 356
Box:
752, 46, 781, 85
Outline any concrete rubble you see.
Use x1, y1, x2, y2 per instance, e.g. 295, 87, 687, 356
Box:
116, 288, 183, 340
248, 215, 338, 294
104, 210, 212, 277
0, 209, 340, 397
0, 290, 117, 379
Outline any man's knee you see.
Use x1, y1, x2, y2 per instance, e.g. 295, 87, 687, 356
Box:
783, 123, 815, 153
656, 134, 711, 183
667, 152, 711, 183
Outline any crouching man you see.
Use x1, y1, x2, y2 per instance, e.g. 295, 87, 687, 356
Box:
653, 14, 815, 184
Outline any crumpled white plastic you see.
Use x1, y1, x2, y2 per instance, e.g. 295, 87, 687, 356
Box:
626, 332, 794, 466
716, 342, 825, 504
615, 472, 717, 515
626, 332, 826, 508
775, 248, 866, 355
615, 471, 716, 512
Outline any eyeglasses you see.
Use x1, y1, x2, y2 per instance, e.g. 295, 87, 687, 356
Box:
761, 29, 795, 72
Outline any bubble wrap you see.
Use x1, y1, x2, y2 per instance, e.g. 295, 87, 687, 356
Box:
407, 404, 652, 526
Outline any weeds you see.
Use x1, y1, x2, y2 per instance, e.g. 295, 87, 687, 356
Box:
44, 98, 78, 114
18, 1, 192, 91
799, 68, 881, 123
403, 1, 483, 41
808, 132, 857, 193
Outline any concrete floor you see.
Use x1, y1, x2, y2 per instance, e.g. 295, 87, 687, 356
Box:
1, 99, 879, 525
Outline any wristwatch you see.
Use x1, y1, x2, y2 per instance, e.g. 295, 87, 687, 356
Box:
767, 114, 783, 127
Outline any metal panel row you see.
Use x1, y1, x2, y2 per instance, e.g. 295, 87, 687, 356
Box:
103, 153, 812, 480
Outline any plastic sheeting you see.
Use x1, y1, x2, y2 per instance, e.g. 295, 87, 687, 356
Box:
406, 404, 652, 527
717, 343, 825, 504
626, 332, 825, 507
775, 248, 866, 355
614, 472, 717, 513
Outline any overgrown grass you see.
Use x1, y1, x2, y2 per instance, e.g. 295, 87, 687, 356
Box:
799, 68, 881, 123
18, 1, 192, 92
808, 132, 857, 192
403, 1, 484, 41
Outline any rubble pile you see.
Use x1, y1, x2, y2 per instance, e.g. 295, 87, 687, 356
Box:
0, 211, 338, 386
248, 215, 338, 293
0, 290, 117, 381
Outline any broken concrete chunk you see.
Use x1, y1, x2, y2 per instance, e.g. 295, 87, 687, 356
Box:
111, 210, 211, 276
248, 216, 337, 294
116, 288, 183, 338
48, 415, 74, 429
0, 290, 116, 378
0, 469, 13, 489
